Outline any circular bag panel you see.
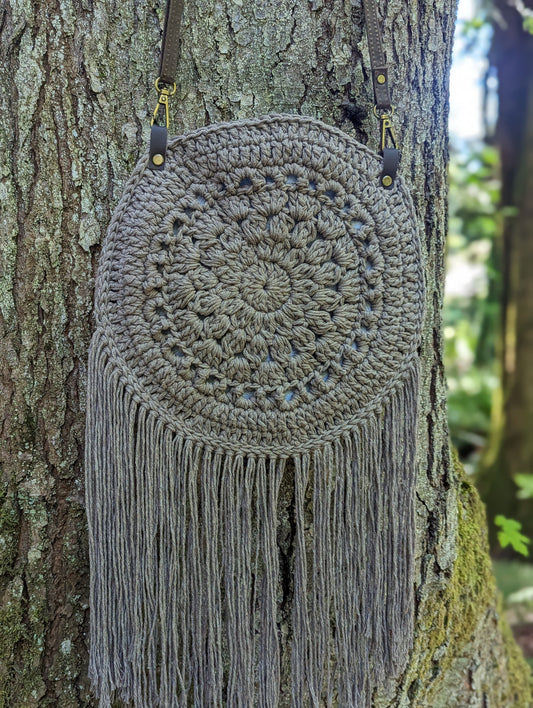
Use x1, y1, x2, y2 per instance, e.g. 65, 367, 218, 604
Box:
99, 115, 424, 454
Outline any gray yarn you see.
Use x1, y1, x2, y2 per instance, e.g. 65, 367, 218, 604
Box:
85, 114, 424, 707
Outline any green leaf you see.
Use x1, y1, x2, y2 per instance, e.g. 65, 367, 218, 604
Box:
523, 16, 533, 35
514, 474, 533, 500
495, 516, 531, 557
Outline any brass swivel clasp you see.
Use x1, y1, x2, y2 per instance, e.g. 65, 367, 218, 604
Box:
151, 78, 177, 129
373, 106, 398, 152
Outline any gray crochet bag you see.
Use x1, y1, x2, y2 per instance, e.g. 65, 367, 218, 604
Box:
85, 2, 424, 706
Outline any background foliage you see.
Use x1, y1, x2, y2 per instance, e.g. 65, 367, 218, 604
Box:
446, 0, 533, 667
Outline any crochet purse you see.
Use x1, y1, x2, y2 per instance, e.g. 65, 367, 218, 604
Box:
85, 1, 424, 706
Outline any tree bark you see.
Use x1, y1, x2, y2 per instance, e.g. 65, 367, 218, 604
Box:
0, 0, 530, 706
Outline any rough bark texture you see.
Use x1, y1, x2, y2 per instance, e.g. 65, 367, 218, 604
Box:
0, 0, 530, 706
478, 0, 533, 545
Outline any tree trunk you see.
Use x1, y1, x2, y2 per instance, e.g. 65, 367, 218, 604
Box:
478, 0, 533, 545
0, 0, 529, 706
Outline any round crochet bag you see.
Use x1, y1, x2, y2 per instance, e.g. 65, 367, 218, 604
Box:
85, 3, 424, 708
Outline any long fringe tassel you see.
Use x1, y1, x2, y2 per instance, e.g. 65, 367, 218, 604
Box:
86, 331, 418, 707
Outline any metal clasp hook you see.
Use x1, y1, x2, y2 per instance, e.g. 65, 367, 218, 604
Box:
151, 78, 176, 129
373, 106, 398, 152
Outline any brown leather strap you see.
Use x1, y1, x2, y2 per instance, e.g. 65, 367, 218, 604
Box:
150, 0, 400, 184
156, 0, 392, 103
381, 147, 400, 189
155, 0, 391, 101
362, 0, 392, 111
158, 0, 185, 86
149, 124, 168, 170
361, 0, 400, 186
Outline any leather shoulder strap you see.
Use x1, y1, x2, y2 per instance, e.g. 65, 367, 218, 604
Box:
149, 0, 400, 186
362, 0, 392, 111
159, 0, 185, 86
155, 0, 392, 95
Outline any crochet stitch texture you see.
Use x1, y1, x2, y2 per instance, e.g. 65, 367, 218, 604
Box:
86, 114, 424, 708
96, 115, 423, 451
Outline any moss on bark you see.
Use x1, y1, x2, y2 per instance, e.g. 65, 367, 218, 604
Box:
0, 0, 530, 705
399, 456, 532, 707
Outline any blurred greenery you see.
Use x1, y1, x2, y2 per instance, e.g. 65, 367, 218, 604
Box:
444, 145, 501, 474
447, 0, 533, 668
516, 474, 533, 500
492, 560, 533, 668
523, 16, 533, 35
444, 145, 533, 557
493, 560, 533, 598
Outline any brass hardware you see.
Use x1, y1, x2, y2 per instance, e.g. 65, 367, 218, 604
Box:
151, 78, 177, 129
373, 107, 398, 153
154, 78, 177, 95
152, 90, 171, 129
380, 115, 398, 152
377, 74, 386, 84
373, 105, 394, 119
152, 154, 165, 166
382, 175, 393, 187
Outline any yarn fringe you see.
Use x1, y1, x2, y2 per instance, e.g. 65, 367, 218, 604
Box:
86, 331, 418, 707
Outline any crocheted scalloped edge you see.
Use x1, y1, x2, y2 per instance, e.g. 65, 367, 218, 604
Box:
90, 113, 424, 457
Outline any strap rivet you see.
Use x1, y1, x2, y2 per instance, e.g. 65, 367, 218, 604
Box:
377, 74, 386, 84
382, 175, 393, 187
152, 154, 165, 166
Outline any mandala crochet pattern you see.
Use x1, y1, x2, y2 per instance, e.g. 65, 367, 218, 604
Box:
96, 115, 423, 454
87, 114, 424, 707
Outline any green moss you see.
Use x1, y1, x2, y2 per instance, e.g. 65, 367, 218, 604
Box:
406, 457, 532, 706
0, 583, 25, 667
0, 577, 41, 708
498, 598, 533, 707
0, 571, 47, 706
410, 465, 492, 670
445, 472, 496, 655
0, 477, 20, 577
452, 467, 532, 707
